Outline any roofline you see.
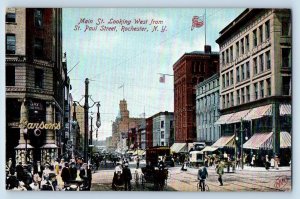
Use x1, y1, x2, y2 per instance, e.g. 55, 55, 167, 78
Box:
195, 73, 219, 88
173, 51, 219, 68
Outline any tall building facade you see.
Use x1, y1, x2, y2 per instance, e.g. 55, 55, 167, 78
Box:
215, 9, 291, 160
196, 74, 220, 145
152, 112, 174, 147
173, 45, 219, 143
5, 8, 67, 164
145, 117, 153, 149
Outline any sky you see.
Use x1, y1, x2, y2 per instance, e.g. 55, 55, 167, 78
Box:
62, 8, 244, 141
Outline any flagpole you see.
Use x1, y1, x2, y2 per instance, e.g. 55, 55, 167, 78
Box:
205, 8, 207, 46
123, 84, 124, 100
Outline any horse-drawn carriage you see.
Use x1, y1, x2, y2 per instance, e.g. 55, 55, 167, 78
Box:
140, 167, 168, 190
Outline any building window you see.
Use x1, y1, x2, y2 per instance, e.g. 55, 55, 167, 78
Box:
222, 52, 225, 65
241, 87, 245, 104
226, 73, 229, 87
170, 120, 173, 128
246, 86, 250, 102
236, 90, 240, 105
281, 17, 291, 36
161, 131, 165, 139
253, 57, 258, 75
227, 94, 230, 108
266, 51, 271, 70
161, 142, 164, 146
222, 95, 225, 109
160, 121, 164, 128
241, 38, 244, 55
6, 13, 16, 23
35, 68, 44, 89
253, 29, 257, 47
282, 48, 291, 68
241, 64, 245, 80
34, 9, 43, 27
231, 92, 234, 107
222, 74, 225, 88
265, 20, 270, 39
260, 81, 264, 98
236, 67, 240, 83
226, 49, 229, 63
6, 66, 15, 86
259, 25, 263, 44
259, 54, 264, 73
6, 34, 16, 54
34, 38, 44, 58
254, 83, 258, 100
246, 62, 250, 79
230, 46, 233, 62
230, 70, 233, 85
266, 78, 271, 96
236, 42, 239, 58
282, 76, 291, 96
245, 35, 249, 52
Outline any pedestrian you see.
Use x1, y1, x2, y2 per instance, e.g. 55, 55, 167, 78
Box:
197, 165, 208, 191
122, 162, 132, 191
42, 163, 51, 180
15, 162, 24, 181
61, 162, 71, 186
6, 158, 15, 176
69, 162, 78, 181
265, 155, 270, 170
136, 156, 140, 169
181, 161, 187, 171
54, 159, 60, 175
79, 163, 92, 190
274, 155, 280, 170
216, 161, 224, 186
29, 174, 41, 191
250, 155, 256, 167
33, 161, 44, 178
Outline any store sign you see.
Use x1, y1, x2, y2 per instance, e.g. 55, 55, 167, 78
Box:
20, 119, 61, 130
29, 101, 44, 111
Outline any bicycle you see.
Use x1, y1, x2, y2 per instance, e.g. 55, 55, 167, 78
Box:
197, 179, 209, 192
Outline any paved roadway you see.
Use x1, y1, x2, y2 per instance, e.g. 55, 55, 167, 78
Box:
89, 160, 291, 192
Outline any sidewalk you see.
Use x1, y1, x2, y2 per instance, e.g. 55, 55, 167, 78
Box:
235, 165, 291, 172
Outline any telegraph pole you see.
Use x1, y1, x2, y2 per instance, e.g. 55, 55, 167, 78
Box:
84, 78, 89, 163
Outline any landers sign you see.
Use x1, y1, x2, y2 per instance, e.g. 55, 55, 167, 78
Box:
19, 119, 61, 130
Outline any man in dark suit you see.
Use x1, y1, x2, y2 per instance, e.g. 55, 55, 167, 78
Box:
33, 161, 44, 178
79, 163, 92, 190
122, 163, 132, 191
61, 162, 71, 186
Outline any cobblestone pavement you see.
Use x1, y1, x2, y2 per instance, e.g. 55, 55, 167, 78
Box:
89, 163, 291, 192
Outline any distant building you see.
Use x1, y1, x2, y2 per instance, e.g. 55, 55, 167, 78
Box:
152, 112, 174, 147
196, 74, 220, 145
173, 45, 219, 143
145, 117, 153, 148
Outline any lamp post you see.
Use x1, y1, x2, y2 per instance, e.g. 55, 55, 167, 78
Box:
72, 78, 101, 163
23, 127, 28, 164
235, 118, 249, 170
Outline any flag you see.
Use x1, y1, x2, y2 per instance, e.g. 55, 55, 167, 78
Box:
191, 16, 204, 31
159, 74, 165, 83
118, 84, 124, 89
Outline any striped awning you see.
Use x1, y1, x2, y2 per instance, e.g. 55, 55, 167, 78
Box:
212, 135, 235, 148
171, 143, 187, 153
243, 132, 291, 150
243, 132, 273, 150
280, 104, 291, 116
243, 104, 272, 121
215, 113, 234, 125
280, 131, 291, 148
226, 109, 251, 124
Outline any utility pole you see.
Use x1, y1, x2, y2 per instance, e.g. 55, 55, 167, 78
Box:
90, 116, 93, 145
240, 118, 244, 170
272, 102, 280, 156
84, 78, 89, 163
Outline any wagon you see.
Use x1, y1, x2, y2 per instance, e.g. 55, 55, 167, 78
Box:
140, 167, 168, 190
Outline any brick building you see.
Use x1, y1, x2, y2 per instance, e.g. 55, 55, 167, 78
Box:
173, 45, 219, 143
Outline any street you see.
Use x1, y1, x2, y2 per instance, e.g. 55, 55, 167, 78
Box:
89, 160, 291, 192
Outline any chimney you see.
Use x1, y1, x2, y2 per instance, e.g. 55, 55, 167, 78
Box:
204, 45, 211, 54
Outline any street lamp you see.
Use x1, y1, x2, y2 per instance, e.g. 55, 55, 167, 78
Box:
72, 78, 101, 163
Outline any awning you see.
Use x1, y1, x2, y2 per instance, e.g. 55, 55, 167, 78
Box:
243, 104, 272, 121
243, 132, 291, 150
226, 109, 251, 124
170, 143, 188, 153
133, 149, 144, 156
280, 131, 291, 148
200, 146, 218, 152
243, 132, 273, 150
215, 113, 234, 125
280, 104, 291, 116
212, 135, 235, 148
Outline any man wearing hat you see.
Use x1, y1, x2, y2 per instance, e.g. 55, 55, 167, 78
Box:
33, 161, 44, 178
61, 162, 71, 186
79, 163, 92, 190
69, 162, 78, 181
122, 162, 132, 191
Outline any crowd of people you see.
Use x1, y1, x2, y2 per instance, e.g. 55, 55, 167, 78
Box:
6, 157, 92, 191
